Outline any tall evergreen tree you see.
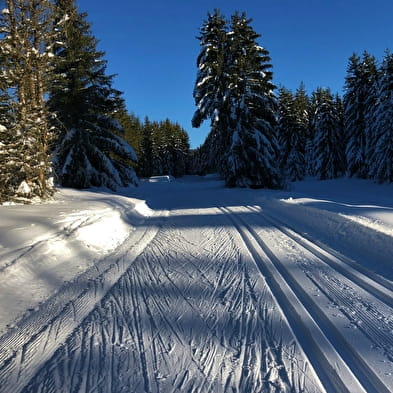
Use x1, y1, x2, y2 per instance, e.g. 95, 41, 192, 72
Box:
49, 0, 138, 189
192, 9, 230, 172
292, 82, 310, 179
223, 12, 281, 188
310, 88, 345, 179
344, 52, 377, 178
0, 0, 58, 202
368, 51, 393, 182
277, 86, 306, 181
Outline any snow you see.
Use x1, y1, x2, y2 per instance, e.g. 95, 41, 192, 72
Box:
16, 180, 31, 196
0, 186, 150, 335
1, 176, 393, 392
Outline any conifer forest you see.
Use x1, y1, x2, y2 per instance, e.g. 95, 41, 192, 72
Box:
1, 3, 393, 203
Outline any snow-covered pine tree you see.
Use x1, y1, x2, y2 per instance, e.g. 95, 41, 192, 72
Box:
49, 0, 138, 190
0, 0, 58, 202
335, 93, 346, 170
0, 46, 18, 203
277, 86, 306, 181
344, 52, 377, 178
192, 9, 230, 174
293, 82, 309, 179
223, 12, 281, 188
310, 88, 345, 179
277, 88, 295, 169
368, 51, 393, 182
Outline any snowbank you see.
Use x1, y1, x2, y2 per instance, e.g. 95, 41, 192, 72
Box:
0, 186, 150, 335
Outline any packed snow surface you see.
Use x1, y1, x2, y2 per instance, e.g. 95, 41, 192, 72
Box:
0, 187, 152, 335
0, 176, 393, 393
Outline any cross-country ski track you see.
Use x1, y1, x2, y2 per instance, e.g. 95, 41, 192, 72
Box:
1, 176, 393, 393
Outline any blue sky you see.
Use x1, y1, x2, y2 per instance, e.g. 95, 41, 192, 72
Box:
77, 0, 393, 148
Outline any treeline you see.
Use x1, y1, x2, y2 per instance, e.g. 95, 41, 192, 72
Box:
116, 114, 190, 178
276, 50, 393, 183
192, 10, 393, 186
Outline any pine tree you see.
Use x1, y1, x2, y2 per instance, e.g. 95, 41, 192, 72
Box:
49, 0, 138, 190
0, 0, 58, 202
344, 52, 377, 178
292, 82, 309, 179
115, 107, 143, 161
277, 87, 306, 181
138, 117, 154, 177
223, 12, 281, 188
368, 51, 393, 182
311, 88, 345, 179
192, 9, 230, 172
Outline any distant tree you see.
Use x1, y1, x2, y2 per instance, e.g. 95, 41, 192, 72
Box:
310, 88, 345, 179
0, 0, 58, 202
137, 117, 190, 178
344, 52, 377, 178
50, 0, 138, 189
368, 51, 393, 182
138, 117, 154, 177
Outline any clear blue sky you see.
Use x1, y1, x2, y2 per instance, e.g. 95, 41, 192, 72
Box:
77, 0, 393, 148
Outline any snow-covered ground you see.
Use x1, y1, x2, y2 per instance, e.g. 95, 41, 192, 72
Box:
0, 176, 393, 392
0, 187, 153, 336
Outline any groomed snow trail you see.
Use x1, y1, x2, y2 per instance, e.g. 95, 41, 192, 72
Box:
222, 205, 393, 393
1, 177, 393, 393
20, 204, 322, 393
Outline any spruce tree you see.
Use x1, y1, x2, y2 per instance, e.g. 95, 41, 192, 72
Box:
277, 87, 306, 181
292, 82, 309, 179
311, 88, 345, 179
344, 52, 377, 178
192, 9, 230, 173
368, 51, 393, 182
223, 12, 281, 188
0, 0, 58, 202
139, 117, 156, 177
50, 0, 138, 189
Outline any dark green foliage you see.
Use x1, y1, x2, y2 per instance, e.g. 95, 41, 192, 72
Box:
310, 88, 345, 179
368, 51, 393, 182
344, 52, 378, 178
277, 87, 306, 181
137, 118, 190, 178
50, 0, 138, 190
111, 111, 191, 179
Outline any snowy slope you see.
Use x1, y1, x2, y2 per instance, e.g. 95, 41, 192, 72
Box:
1, 176, 393, 393
0, 187, 153, 335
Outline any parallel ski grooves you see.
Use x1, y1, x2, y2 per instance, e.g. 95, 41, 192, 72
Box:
249, 206, 393, 306
221, 206, 390, 393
